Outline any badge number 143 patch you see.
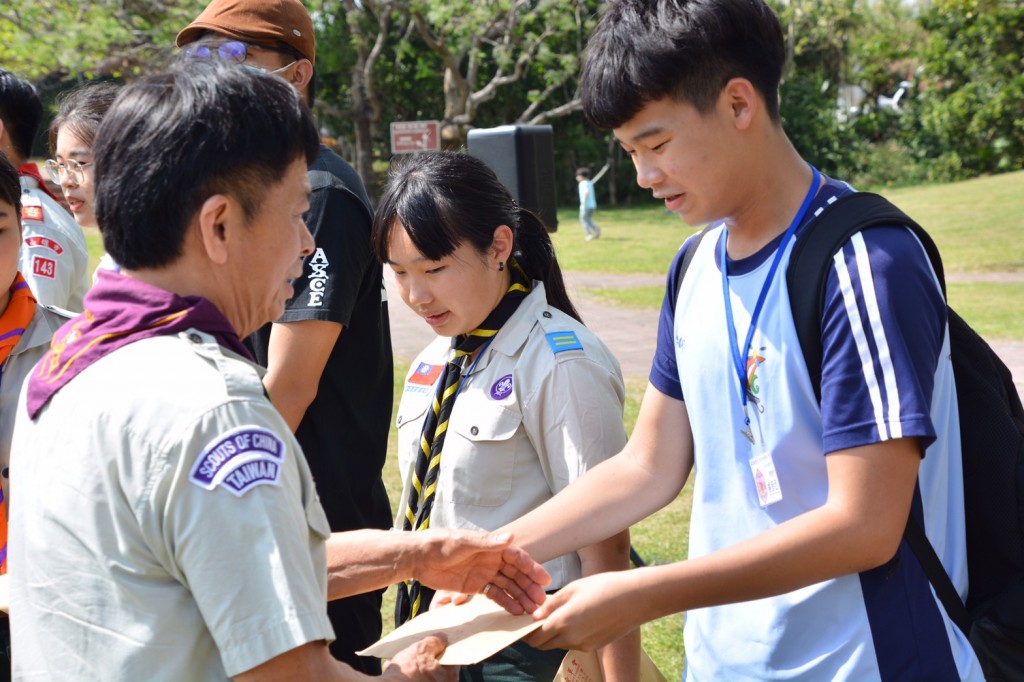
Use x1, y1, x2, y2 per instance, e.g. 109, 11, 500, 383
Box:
190, 425, 286, 496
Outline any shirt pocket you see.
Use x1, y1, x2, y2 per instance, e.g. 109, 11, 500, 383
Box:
444, 401, 523, 507
306, 498, 332, 541
395, 395, 432, 473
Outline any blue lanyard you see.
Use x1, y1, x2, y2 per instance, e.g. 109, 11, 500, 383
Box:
721, 165, 820, 439
455, 336, 494, 396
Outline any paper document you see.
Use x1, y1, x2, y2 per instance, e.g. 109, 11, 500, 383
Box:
357, 595, 543, 665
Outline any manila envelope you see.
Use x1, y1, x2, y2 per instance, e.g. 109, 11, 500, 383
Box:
357, 594, 542, 666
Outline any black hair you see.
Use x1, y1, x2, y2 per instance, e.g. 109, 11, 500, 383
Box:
371, 151, 581, 323
93, 61, 319, 270
0, 69, 43, 161
581, 0, 786, 129
576, 167, 591, 179
0, 151, 21, 216
49, 82, 122, 156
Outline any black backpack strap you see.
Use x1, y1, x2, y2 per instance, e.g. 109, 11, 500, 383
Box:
786, 192, 972, 634
904, 514, 973, 635
786, 192, 944, 404
674, 224, 716, 301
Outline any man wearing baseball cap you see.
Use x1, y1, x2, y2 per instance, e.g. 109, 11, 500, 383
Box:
178, 1, 396, 675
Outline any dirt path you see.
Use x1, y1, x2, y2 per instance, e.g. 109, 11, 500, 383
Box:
387, 270, 1024, 394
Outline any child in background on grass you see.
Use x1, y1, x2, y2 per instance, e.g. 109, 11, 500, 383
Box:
576, 166, 601, 241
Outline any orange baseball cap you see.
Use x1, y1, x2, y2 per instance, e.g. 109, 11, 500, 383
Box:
176, 0, 316, 66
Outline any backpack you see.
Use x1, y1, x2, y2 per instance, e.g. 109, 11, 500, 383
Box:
675, 192, 1024, 680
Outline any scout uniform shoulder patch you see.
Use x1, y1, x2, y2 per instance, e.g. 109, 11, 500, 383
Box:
546, 330, 583, 354
24, 235, 65, 255
20, 195, 44, 222
190, 425, 285, 497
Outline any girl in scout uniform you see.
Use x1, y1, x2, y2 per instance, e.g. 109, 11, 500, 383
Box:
371, 152, 639, 682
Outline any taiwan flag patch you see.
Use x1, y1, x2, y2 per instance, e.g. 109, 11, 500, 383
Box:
409, 362, 443, 385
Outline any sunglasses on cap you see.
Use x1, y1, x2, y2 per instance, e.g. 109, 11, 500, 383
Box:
181, 41, 301, 74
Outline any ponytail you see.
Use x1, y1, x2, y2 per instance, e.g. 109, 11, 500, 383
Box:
513, 207, 581, 323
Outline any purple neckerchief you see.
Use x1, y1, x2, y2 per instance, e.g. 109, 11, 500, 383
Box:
27, 269, 253, 419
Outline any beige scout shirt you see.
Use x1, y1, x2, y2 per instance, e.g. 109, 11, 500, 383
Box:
395, 284, 627, 590
18, 176, 90, 312
0, 304, 70, 507
9, 330, 334, 680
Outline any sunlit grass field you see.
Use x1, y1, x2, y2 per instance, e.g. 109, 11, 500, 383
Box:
555, 170, 1024, 340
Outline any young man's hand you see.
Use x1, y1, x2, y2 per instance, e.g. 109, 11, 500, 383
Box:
524, 570, 643, 652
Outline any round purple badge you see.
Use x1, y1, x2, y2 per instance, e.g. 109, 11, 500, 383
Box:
490, 374, 514, 400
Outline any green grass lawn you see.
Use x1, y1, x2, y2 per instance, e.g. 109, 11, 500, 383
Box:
569, 170, 1024, 339
83, 226, 104, 270
587, 281, 1024, 340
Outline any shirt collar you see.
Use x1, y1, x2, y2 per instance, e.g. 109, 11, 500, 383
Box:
469, 281, 546, 375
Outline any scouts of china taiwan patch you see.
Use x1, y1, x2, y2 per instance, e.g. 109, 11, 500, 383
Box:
190, 425, 285, 497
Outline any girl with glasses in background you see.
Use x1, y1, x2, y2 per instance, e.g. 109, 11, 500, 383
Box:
48, 81, 122, 280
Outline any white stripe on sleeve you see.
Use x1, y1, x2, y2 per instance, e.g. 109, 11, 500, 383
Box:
833, 242, 889, 440
851, 233, 902, 438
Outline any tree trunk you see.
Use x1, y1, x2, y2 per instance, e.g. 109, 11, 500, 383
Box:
352, 114, 377, 203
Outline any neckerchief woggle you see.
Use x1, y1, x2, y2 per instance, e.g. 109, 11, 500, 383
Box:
721, 164, 820, 444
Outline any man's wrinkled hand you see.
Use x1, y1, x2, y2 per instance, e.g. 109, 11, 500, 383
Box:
381, 634, 457, 681
413, 530, 550, 615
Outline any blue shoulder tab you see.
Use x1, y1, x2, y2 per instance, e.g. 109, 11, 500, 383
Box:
546, 330, 583, 354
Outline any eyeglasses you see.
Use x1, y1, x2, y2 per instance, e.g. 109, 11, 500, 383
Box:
45, 158, 91, 185
182, 40, 299, 74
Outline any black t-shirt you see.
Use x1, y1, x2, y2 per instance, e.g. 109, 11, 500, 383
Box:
247, 145, 393, 535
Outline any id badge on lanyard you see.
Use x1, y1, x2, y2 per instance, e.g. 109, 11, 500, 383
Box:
722, 165, 820, 508
749, 451, 783, 507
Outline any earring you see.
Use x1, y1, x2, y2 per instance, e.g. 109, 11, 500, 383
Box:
498, 261, 505, 271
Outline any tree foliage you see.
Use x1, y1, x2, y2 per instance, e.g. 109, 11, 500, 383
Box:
0, 1, 206, 79
3, 0, 1020, 203
401, 0, 594, 146
916, 0, 1024, 175
314, 0, 601, 200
